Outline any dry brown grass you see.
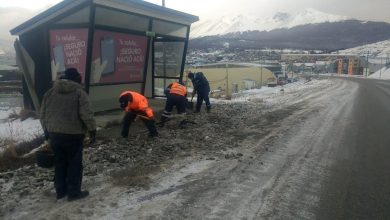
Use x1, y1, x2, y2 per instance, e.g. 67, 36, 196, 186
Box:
0, 136, 45, 172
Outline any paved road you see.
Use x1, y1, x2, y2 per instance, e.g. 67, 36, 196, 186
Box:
317, 78, 390, 219
120, 77, 390, 219
155, 77, 390, 219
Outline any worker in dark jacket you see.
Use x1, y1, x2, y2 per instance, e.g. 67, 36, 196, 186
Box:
188, 71, 211, 113
119, 91, 158, 138
160, 81, 188, 128
40, 68, 96, 201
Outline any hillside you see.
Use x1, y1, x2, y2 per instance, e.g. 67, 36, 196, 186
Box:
191, 8, 349, 38
189, 20, 390, 51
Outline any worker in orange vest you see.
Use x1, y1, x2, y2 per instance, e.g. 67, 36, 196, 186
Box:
160, 81, 188, 128
119, 91, 158, 138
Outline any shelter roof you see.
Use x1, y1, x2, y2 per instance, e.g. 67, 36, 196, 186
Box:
11, 0, 199, 35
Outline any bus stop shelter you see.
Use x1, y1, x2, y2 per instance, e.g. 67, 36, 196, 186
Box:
10, 0, 198, 112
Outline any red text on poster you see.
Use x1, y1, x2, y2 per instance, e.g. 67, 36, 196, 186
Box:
91, 30, 147, 84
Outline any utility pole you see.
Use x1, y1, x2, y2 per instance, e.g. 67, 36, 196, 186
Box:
162, 0, 165, 7
259, 57, 263, 88
225, 63, 229, 98
380, 56, 383, 79
365, 51, 370, 77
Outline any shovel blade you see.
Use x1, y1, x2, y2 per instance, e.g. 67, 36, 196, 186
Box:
187, 101, 194, 109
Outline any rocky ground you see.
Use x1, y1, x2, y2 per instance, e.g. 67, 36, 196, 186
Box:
0, 77, 342, 219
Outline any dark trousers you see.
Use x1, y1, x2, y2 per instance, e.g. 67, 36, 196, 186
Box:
196, 90, 211, 111
162, 94, 187, 117
50, 134, 84, 197
121, 111, 158, 137
161, 94, 187, 126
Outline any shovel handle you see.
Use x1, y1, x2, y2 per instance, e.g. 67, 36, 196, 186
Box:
136, 114, 151, 120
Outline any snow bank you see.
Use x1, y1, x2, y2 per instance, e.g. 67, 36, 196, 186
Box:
368, 67, 390, 80
0, 118, 43, 143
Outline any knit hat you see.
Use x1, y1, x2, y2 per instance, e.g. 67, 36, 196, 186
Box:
60, 68, 82, 84
187, 72, 194, 79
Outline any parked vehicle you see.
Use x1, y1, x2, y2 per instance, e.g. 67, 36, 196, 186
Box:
267, 78, 277, 87
277, 78, 285, 85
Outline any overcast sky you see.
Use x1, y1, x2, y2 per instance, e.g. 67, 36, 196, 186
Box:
1, 0, 390, 22
0, 0, 389, 41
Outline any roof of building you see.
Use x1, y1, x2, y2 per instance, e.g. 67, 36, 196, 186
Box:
11, 0, 199, 35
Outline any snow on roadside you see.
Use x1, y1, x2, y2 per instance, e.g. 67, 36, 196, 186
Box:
368, 67, 390, 80
0, 94, 43, 154
0, 118, 43, 143
216, 79, 330, 107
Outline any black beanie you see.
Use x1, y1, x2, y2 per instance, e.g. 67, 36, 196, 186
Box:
61, 68, 82, 84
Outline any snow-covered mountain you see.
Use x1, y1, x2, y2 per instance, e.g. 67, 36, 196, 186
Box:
339, 40, 390, 57
190, 8, 350, 38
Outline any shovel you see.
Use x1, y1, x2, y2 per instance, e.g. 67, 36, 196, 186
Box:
187, 96, 194, 110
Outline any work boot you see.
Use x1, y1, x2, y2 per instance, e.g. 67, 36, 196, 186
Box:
68, 190, 89, 202
148, 132, 158, 138
159, 116, 168, 127
56, 192, 67, 200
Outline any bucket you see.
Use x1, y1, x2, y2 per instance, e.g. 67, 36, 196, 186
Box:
36, 150, 54, 168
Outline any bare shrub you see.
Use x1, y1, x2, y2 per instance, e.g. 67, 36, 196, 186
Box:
8, 109, 38, 121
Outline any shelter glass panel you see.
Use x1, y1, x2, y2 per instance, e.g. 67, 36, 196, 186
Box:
91, 30, 148, 84
55, 7, 90, 24
154, 41, 184, 78
153, 78, 178, 96
95, 7, 149, 32
152, 20, 187, 38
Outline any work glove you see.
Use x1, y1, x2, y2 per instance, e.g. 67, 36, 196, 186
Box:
89, 130, 96, 144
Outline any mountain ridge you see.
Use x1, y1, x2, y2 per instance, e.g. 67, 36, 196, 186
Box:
190, 8, 351, 38
189, 20, 390, 51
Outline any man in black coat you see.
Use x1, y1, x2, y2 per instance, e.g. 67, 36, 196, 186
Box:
188, 71, 211, 113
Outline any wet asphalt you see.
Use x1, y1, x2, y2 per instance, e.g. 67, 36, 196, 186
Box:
316, 78, 390, 219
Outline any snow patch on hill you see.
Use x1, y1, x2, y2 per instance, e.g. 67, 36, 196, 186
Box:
190, 8, 350, 38
339, 39, 390, 57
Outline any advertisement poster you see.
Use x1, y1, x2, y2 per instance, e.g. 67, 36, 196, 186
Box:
49, 29, 88, 81
91, 30, 147, 84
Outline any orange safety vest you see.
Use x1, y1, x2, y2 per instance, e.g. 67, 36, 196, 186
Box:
169, 82, 187, 97
119, 91, 154, 119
